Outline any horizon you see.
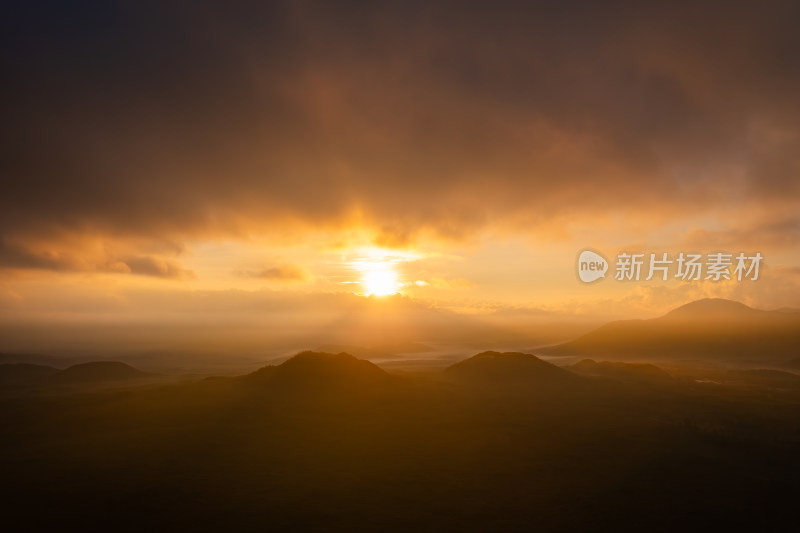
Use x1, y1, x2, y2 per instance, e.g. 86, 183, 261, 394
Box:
2, 296, 797, 374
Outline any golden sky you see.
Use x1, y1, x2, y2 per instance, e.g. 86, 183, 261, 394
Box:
1, 1, 799, 353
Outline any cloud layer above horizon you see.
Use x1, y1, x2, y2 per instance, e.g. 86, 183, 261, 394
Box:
1, 0, 799, 323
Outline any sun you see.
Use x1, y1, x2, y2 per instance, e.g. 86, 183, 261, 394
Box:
362, 267, 399, 296
348, 247, 413, 297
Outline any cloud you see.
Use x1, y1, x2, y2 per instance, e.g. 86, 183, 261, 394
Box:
0, 285, 598, 356
0, 0, 798, 268
428, 278, 475, 290
122, 256, 195, 280
0, 238, 193, 279
678, 216, 800, 252
244, 264, 311, 282
0, 240, 80, 271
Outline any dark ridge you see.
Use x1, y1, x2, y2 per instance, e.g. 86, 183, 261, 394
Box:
244, 364, 278, 381
246, 351, 390, 389
445, 351, 578, 385
541, 298, 800, 363
567, 359, 674, 384
661, 298, 760, 320
0, 352, 79, 368
314, 344, 389, 359
52, 361, 151, 384
0, 363, 60, 388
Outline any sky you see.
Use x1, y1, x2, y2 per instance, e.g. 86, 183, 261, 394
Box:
1, 1, 799, 356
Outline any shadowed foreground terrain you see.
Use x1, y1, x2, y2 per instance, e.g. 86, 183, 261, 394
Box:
1, 350, 799, 532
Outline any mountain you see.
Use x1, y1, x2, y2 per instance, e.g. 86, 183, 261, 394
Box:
245, 351, 392, 390
725, 369, 800, 388
566, 359, 675, 385
52, 361, 152, 384
315, 344, 391, 360
541, 299, 800, 364
0, 352, 86, 368
445, 351, 579, 386
1, 361, 152, 389
660, 298, 761, 320
0, 363, 60, 388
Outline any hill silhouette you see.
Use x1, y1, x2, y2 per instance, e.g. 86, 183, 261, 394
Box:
566, 359, 675, 385
446, 351, 579, 387
2, 347, 800, 532
244, 351, 392, 390
660, 298, 761, 320
0, 363, 60, 388
52, 361, 151, 384
542, 298, 800, 364
314, 344, 391, 360
0, 352, 87, 368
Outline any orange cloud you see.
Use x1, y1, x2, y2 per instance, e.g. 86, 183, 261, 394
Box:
1, 0, 798, 264
244, 264, 311, 283
428, 278, 475, 290
122, 256, 195, 280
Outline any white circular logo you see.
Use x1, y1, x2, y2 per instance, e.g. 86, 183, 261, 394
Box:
577, 249, 608, 283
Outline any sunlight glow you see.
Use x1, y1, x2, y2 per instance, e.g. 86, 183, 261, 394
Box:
362, 266, 399, 296
344, 246, 415, 297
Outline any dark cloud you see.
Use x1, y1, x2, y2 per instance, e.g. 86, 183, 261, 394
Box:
0, 240, 78, 271
122, 255, 194, 279
0, 238, 191, 279
679, 215, 800, 251
1, 0, 799, 266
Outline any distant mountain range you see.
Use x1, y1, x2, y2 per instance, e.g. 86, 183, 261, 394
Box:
565, 359, 676, 385
0, 361, 152, 389
0, 363, 60, 388
540, 299, 800, 365
2, 299, 798, 394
